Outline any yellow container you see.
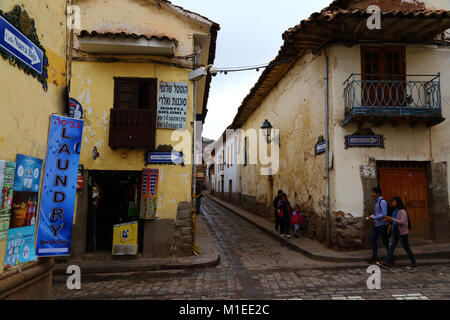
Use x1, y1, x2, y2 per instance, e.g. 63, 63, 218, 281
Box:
112, 222, 138, 256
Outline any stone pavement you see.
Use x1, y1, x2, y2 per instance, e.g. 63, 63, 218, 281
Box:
52, 197, 450, 300
53, 214, 220, 275
205, 192, 450, 263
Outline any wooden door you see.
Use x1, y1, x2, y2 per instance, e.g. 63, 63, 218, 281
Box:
378, 167, 430, 239
229, 180, 232, 201
361, 46, 406, 107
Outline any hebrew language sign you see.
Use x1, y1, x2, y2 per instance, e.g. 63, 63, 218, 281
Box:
157, 81, 188, 129
35, 115, 83, 257
140, 169, 159, 220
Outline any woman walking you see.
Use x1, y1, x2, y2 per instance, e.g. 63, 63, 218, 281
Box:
379, 197, 417, 269
277, 193, 292, 238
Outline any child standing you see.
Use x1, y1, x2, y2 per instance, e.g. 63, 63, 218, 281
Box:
291, 205, 304, 238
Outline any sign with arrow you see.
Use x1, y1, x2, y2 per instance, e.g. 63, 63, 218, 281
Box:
345, 135, 384, 148
0, 14, 43, 74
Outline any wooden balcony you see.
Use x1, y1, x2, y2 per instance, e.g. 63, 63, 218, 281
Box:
109, 109, 156, 149
342, 74, 444, 127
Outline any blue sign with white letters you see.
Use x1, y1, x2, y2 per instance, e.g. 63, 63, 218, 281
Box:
35, 115, 83, 257
0, 14, 44, 74
147, 152, 183, 165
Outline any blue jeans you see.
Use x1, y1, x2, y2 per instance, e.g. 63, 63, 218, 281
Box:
385, 228, 416, 265
370, 224, 389, 259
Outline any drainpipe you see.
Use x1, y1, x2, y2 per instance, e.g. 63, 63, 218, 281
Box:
192, 80, 197, 202
324, 49, 331, 248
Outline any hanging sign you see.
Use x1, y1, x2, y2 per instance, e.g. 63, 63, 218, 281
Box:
140, 169, 159, 220
345, 135, 384, 149
0, 15, 43, 74
156, 81, 188, 129
35, 115, 84, 257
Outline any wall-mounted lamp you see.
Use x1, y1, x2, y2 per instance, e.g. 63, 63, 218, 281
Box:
261, 119, 273, 144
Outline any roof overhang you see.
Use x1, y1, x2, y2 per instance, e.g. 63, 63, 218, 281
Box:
78, 35, 176, 56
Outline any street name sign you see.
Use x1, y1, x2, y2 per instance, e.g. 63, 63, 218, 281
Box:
345, 135, 384, 148
0, 15, 43, 74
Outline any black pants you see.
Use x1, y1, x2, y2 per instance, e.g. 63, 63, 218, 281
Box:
280, 216, 290, 235
370, 224, 389, 259
385, 228, 416, 265
274, 209, 280, 230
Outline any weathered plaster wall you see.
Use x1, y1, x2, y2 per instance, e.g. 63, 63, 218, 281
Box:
0, 0, 67, 275
71, 61, 193, 220
239, 52, 327, 219
328, 44, 449, 218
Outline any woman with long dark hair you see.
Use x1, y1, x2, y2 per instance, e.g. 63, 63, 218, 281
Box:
379, 197, 417, 269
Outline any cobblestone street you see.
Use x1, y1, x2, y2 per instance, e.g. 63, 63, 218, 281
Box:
52, 197, 450, 300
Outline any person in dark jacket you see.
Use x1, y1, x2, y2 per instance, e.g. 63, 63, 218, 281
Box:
277, 193, 292, 238
273, 189, 283, 232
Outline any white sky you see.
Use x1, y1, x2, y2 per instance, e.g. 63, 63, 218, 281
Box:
170, 0, 332, 141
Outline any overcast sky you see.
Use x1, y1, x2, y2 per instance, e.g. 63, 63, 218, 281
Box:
171, 0, 332, 141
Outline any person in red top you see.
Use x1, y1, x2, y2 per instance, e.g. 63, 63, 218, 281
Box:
291, 205, 304, 238
277, 193, 292, 238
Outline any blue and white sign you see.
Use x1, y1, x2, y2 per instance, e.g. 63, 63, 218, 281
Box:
35, 115, 83, 257
147, 152, 183, 165
345, 135, 384, 148
0, 14, 44, 74
315, 141, 327, 155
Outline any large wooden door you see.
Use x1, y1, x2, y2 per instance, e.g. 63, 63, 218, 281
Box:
378, 166, 430, 239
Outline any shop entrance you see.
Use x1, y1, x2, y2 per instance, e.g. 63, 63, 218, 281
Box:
86, 170, 143, 253
377, 161, 430, 239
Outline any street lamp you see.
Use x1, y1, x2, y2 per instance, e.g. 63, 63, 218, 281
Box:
261, 119, 273, 144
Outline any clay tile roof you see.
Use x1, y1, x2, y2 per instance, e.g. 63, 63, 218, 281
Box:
230, 3, 450, 129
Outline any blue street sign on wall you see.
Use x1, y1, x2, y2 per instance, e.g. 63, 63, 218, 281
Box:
345, 135, 384, 148
35, 115, 83, 257
0, 15, 44, 74
147, 152, 183, 165
315, 141, 327, 155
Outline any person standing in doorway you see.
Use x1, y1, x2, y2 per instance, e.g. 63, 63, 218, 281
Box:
379, 197, 417, 269
277, 193, 292, 238
368, 187, 390, 263
273, 189, 283, 232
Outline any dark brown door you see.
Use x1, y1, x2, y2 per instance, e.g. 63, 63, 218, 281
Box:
378, 166, 430, 239
229, 180, 232, 201
361, 46, 406, 107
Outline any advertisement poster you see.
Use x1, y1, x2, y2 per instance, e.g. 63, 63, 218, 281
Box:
140, 169, 159, 220
35, 115, 83, 257
156, 81, 188, 129
4, 226, 36, 267
9, 154, 42, 229
0, 161, 15, 240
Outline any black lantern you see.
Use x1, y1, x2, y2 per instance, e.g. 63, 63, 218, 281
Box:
261, 119, 273, 144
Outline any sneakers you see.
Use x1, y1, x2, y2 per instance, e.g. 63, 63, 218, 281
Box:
280, 234, 285, 238
406, 264, 417, 269
286, 235, 291, 238
294, 234, 299, 238
368, 257, 380, 264
376, 261, 394, 268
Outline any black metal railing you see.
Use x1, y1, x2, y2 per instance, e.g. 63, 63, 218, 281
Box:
344, 74, 442, 115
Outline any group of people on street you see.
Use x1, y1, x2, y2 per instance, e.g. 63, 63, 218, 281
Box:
273, 190, 304, 238
272, 187, 417, 268
369, 187, 417, 269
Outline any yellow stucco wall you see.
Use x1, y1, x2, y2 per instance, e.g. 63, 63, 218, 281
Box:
70, 0, 216, 220
239, 52, 327, 216
71, 61, 194, 219
0, 0, 67, 273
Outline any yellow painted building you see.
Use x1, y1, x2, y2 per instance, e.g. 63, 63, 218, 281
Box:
228, 0, 450, 249
69, 0, 218, 258
0, 0, 68, 299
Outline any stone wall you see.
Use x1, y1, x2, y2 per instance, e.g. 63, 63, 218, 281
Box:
171, 202, 193, 257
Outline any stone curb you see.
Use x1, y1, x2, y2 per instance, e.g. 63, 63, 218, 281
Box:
205, 193, 450, 263
53, 218, 220, 276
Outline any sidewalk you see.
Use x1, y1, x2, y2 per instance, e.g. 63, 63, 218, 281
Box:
53, 215, 220, 275
205, 192, 450, 264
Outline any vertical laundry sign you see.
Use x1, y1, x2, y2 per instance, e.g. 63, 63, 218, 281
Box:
36, 115, 83, 256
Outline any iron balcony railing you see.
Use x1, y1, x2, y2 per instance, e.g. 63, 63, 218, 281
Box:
344, 73, 442, 116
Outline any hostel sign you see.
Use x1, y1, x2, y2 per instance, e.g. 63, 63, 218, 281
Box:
35, 115, 83, 256
156, 81, 188, 129
0, 15, 43, 74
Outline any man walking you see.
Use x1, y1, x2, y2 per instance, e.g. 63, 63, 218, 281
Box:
368, 187, 390, 263
273, 189, 283, 232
